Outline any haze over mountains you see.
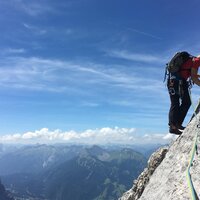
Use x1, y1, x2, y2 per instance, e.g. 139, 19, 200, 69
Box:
0, 143, 162, 200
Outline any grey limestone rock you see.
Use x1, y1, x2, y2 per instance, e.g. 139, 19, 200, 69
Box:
119, 147, 168, 200
120, 111, 200, 200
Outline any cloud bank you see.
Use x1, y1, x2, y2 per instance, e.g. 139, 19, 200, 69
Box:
0, 127, 177, 145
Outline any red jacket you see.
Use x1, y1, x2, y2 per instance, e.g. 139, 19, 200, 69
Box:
180, 57, 200, 80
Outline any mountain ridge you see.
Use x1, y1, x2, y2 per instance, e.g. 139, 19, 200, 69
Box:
0, 145, 148, 200
0, 180, 14, 200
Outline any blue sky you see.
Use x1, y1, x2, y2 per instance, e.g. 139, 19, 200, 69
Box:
0, 0, 200, 144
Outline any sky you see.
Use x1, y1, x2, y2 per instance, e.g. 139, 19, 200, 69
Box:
0, 0, 200, 144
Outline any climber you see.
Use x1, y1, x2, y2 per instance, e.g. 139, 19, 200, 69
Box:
167, 53, 200, 135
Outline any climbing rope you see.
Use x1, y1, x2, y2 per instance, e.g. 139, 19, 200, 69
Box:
186, 134, 199, 200
186, 88, 200, 200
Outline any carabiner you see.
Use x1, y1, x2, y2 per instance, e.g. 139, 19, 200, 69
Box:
170, 88, 175, 95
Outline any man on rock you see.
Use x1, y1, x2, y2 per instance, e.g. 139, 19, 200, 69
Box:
168, 53, 200, 135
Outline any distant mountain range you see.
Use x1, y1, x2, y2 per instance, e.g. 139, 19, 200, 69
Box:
0, 180, 13, 200
0, 144, 161, 200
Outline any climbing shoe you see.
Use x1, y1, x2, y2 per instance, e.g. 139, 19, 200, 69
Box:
169, 127, 182, 135
176, 125, 185, 130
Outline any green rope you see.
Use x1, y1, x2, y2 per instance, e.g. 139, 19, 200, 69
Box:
186, 133, 198, 200
186, 90, 199, 200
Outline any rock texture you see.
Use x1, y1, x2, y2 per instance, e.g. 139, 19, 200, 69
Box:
119, 147, 168, 200
120, 112, 200, 200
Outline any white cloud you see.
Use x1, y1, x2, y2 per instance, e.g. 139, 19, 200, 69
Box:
23, 23, 47, 35
0, 55, 169, 126
107, 50, 166, 63
163, 133, 179, 140
128, 28, 162, 40
4, 48, 26, 54
14, 1, 56, 17
0, 56, 164, 95
0, 127, 173, 145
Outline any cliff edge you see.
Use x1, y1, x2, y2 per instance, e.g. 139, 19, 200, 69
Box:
120, 104, 200, 200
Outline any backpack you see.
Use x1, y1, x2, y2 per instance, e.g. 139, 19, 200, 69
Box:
164, 51, 192, 81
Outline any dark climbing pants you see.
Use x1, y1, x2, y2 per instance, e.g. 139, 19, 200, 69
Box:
167, 79, 191, 126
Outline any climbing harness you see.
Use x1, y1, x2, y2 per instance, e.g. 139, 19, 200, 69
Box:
186, 89, 200, 200
167, 78, 185, 97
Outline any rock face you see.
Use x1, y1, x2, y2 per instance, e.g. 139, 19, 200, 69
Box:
120, 112, 200, 200
119, 147, 168, 200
